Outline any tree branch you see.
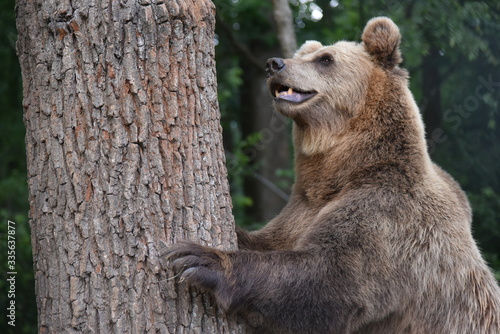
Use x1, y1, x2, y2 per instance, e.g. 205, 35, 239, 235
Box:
216, 12, 263, 71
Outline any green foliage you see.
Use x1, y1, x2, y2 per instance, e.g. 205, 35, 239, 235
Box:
214, 0, 276, 48
226, 132, 263, 227
217, 58, 244, 123
275, 168, 295, 192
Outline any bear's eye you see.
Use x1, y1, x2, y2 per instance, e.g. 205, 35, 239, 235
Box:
318, 55, 334, 65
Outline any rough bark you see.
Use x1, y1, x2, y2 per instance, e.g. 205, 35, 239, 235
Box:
16, 0, 245, 333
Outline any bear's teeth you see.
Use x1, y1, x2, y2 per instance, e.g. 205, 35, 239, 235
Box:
276, 87, 295, 98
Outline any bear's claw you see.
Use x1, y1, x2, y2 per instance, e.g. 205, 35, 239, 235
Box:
166, 242, 226, 291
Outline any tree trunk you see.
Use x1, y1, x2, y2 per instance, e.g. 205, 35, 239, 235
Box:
271, 0, 297, 58
16, 0, 245, 333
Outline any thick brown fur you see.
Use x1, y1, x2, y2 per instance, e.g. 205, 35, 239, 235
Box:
167, 17, 500, 333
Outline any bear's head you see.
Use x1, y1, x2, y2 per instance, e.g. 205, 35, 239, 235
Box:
266, 17, 406, 155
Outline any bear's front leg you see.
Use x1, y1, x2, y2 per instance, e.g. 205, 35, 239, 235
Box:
166, 242, 370, 334
235, 225, 270, 250
166, 242, 237, 311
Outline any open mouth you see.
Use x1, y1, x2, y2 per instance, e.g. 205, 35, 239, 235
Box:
271, 83, 317, 103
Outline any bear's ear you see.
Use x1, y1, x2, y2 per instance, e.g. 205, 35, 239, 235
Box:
294, 40, 323, 59
362, 17, 402, 69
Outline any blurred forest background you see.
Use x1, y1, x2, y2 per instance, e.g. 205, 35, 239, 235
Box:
1, 0, 499, 332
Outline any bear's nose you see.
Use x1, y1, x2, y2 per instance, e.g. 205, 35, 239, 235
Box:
265, 57, 285, 76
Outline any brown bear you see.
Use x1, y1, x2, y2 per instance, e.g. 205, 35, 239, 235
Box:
167, 17, 500, 333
